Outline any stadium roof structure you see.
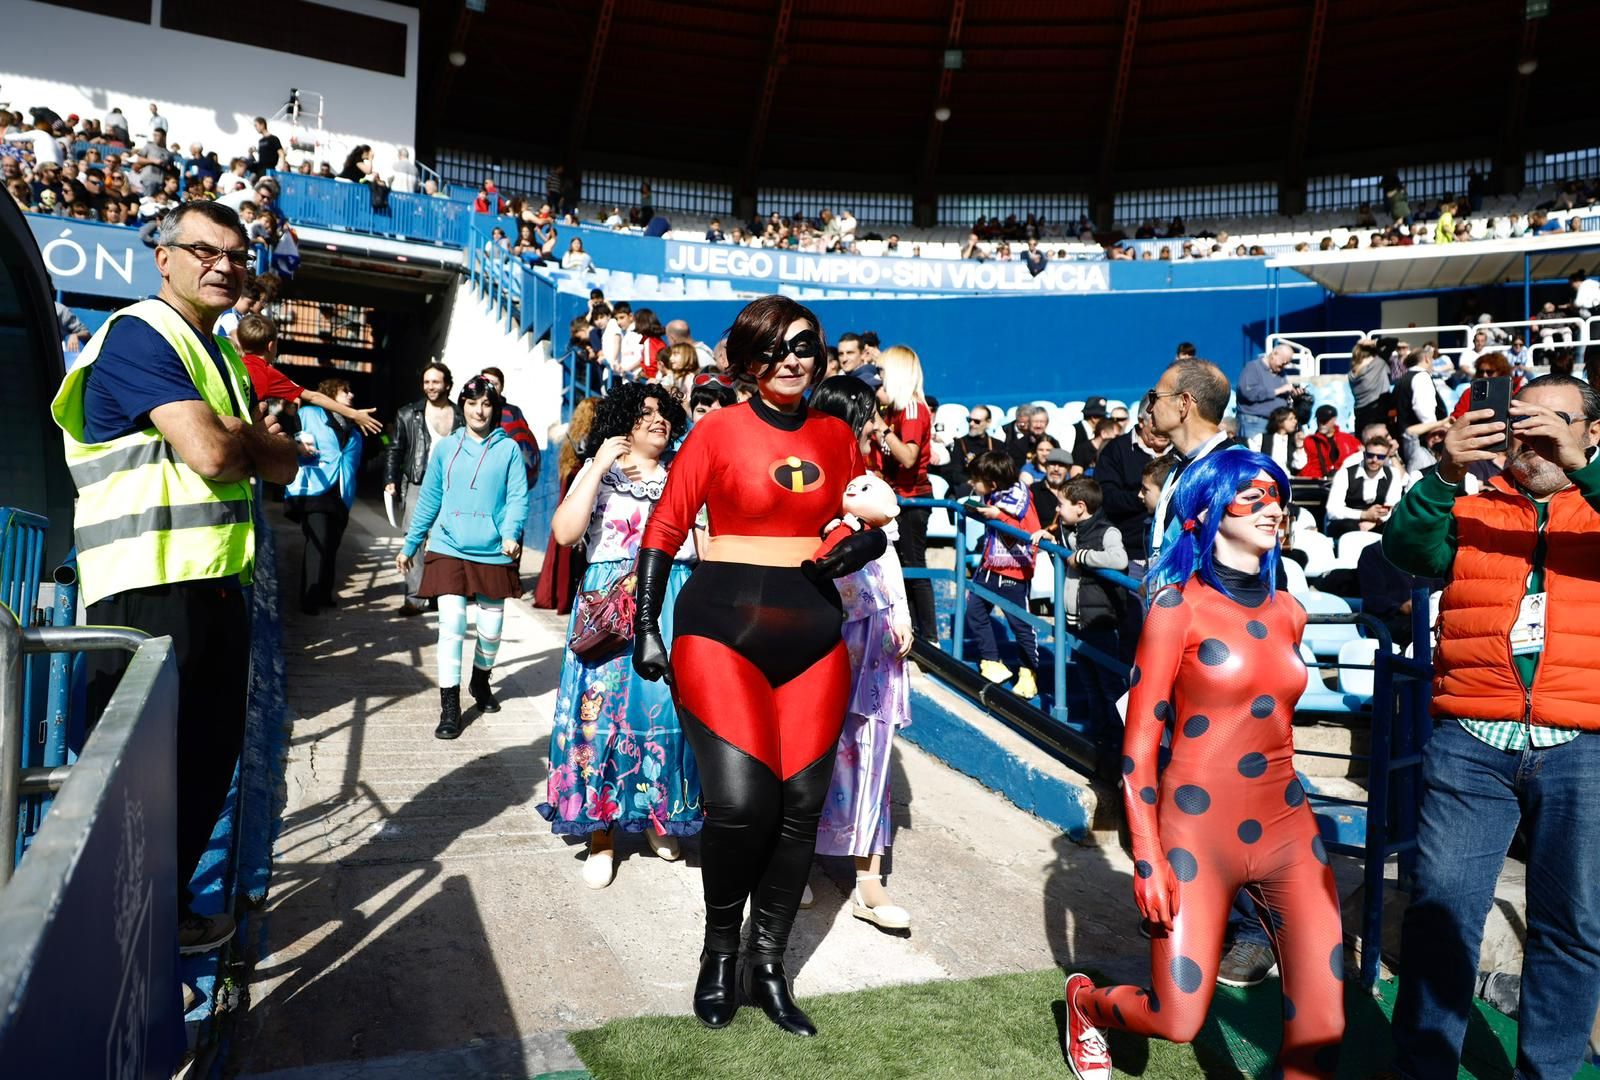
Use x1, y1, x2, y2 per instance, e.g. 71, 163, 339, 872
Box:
1265, 231, 1600, 296
416, 0, 1591, 197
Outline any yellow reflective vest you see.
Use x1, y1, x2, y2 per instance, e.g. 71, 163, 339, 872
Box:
51, 298, 256, 606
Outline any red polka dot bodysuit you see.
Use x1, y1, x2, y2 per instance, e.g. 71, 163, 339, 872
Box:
1077, 572, 1347, 1078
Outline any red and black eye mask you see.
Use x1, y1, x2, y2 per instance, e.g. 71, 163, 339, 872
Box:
1225, 479, 1282, 517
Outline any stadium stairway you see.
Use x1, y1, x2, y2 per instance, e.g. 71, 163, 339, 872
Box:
437, 282, 565, 453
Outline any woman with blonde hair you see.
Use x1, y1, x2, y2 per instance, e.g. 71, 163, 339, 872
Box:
873, 345, 937, 642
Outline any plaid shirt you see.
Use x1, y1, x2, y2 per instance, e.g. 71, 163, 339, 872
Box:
1457, 718, 1581, 752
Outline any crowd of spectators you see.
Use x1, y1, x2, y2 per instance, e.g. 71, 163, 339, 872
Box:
2, 99, 428, 235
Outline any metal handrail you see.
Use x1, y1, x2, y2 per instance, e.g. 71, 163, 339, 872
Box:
1, 601, 148, 886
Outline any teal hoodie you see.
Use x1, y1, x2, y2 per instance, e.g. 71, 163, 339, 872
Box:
403, 426, 530, 564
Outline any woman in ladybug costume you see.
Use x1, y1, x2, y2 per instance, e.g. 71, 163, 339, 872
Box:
632, 295, 883, 1037
1062, 449, 1346, 1080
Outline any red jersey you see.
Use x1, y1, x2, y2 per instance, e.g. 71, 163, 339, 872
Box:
882, 400, 933, 498
242, 352, 305, 404
641, 398, 865, 555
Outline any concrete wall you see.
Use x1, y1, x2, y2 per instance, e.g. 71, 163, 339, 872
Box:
2, 0, 418, 168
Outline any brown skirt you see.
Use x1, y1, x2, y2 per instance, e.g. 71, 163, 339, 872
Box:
418, 552, 522, 601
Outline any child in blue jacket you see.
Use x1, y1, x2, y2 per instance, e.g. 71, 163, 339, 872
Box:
397, 375, 530, 738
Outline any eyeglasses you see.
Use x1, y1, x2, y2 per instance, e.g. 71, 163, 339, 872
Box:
1551, 411, 1591, 425
1364, 452, 1389, 462
692, 372, 734, 387
758, 328, 822, 366
968, 417, 987, 425
1144, 388, 1185, 410
166, 241, 249, 269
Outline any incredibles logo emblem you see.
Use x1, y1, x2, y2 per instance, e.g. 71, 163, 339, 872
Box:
768, 455, 825, 493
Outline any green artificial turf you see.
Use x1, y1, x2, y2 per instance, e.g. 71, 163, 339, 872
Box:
568, 968, 1600, 1080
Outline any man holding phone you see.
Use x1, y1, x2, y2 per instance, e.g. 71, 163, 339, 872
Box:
1383, 373, 1600, 1079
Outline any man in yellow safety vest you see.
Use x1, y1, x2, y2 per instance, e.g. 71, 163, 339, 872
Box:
51, 200, 297, 963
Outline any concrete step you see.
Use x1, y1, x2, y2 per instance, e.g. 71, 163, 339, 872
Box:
1292, 717, 1370, 779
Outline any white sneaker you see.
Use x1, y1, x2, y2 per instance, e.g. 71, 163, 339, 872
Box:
849, 876, 911, 930
582, 848, 615, 889
645, 830, 680, 861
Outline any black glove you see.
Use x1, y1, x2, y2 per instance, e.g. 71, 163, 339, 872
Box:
802, 528, 888, 585
632, 546, 673, 682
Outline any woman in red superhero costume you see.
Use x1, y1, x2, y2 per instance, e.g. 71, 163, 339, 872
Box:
1062, 449, 1346, 1080
631, 295, 884, 1036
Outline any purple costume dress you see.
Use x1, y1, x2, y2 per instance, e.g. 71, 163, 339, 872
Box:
815, 523, 913, 858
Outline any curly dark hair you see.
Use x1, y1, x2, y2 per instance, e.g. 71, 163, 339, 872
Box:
583, 381, 688, 457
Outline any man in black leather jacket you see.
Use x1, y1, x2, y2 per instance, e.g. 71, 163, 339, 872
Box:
383, 362, 463, 614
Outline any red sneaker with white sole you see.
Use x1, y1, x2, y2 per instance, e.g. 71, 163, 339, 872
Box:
1062, 972, 1112, 1080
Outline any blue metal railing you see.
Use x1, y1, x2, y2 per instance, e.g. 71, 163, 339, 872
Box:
272, 171, 475, 248
905, 495, 1432, 987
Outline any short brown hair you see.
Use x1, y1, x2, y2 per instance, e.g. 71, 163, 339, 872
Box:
316, 377, 351, 399
968, 450, 1017, 490
1061, 476, 1102, 514
236, 313, 277, 353
1142, 453, 1178, 487
480, 365, 506, 385
723, 294, 828, 390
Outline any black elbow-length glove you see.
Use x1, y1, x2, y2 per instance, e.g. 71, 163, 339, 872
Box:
631, 546, 673, 682
802, 528, 888, 585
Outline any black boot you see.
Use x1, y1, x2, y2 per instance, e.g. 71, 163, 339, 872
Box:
435, 687, 462, 739
692, 950, 739, 1029
468, 667, 500, 712
742, 960, 816, 1037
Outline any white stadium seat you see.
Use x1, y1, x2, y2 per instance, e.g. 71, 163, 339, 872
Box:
1335, 530, 1382, 569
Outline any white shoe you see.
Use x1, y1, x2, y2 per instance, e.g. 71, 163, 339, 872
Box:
582, 848, 615, 889
799, 883, 815, 909
645, 830, 680, 861
849, 875, 911, 930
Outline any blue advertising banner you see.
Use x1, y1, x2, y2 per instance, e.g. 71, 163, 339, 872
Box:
25, 216, 162, 300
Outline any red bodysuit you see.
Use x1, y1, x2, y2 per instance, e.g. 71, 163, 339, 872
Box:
1079, 575, 1346, 1078
640, 396, 867, 965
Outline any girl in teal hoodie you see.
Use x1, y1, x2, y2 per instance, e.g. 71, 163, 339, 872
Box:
397, 375, 531, 738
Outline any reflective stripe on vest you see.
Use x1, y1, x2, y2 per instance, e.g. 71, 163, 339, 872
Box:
50, 298, 256, 606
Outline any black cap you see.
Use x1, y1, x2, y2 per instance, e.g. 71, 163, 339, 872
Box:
1083, 396, 1108, 418
1315, 404, 1338, 423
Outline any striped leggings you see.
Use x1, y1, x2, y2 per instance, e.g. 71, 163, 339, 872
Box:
436, 594, 506, 688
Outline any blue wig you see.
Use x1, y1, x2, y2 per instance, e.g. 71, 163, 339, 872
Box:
1146, 449, 1291, 600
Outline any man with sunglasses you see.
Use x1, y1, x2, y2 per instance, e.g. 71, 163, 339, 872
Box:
1385, 373, 1600, 1079
1323, 435, 1408, 540
52, 200, 298, 972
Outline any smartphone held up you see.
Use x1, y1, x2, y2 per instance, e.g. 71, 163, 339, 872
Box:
1470, 376, 1512, 453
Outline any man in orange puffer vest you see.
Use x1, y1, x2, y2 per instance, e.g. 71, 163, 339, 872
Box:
1382, 373, 1600, 1080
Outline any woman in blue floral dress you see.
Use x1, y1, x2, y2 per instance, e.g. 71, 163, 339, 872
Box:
537, 382, 702, 888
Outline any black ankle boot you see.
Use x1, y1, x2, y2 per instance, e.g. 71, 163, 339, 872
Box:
469, 667, 500, 712
692, 950, 739, 1029
435, 687, 462, 739
742, 960, 815, 1037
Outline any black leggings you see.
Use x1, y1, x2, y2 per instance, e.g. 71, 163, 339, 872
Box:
895, 505, 938, 641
